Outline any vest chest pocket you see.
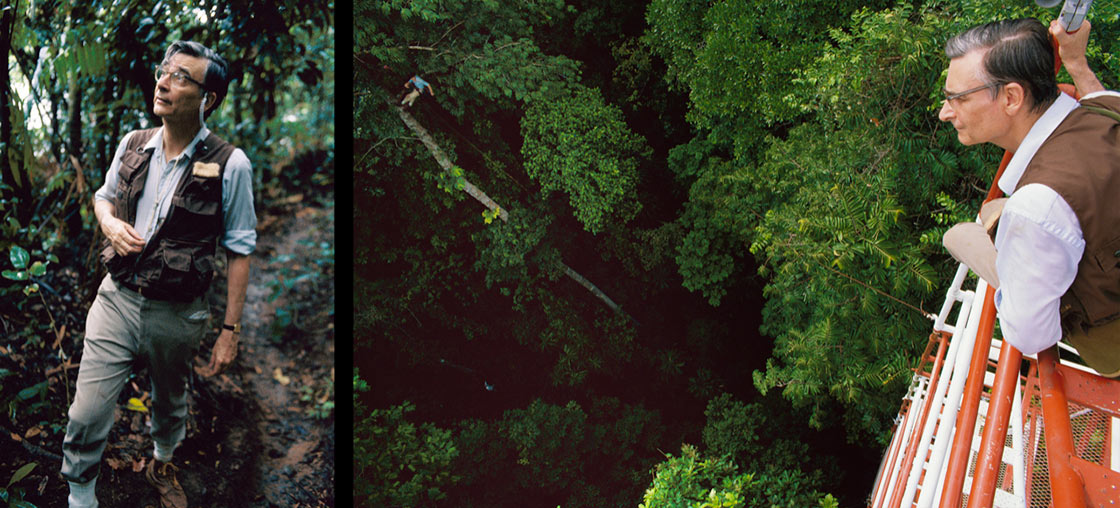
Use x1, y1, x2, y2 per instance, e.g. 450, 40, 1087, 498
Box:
172, 173, 221, 217
116, 151, 148, 199
171, 193, 220, 216
116, 151, 148, 183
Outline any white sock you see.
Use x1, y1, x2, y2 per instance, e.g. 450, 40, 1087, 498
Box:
68, 477, 98, 508
153, 441, 177, 463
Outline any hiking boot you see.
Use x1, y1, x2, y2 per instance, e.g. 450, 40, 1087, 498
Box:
145, 459, 188, 508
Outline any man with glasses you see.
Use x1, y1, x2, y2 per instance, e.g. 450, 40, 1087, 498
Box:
62, 40, 256, 508
939, 18, 1120, 378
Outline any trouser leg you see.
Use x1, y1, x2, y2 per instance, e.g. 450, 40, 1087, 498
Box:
143, 297, 208, 457
402, 89, 420, 106
1065, 317, 1120, 378
62, 275, 139, 484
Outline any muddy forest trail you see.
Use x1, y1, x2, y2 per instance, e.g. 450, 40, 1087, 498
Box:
0, 204, 336, 507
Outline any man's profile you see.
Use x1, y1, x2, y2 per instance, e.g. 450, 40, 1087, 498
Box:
60, 40, 257, 508
939, 17, 1120, 377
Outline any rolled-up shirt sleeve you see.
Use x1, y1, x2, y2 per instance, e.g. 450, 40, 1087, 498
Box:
94, 133, 133, 203
993, 184, 1084, 354
220, 149, 257, 255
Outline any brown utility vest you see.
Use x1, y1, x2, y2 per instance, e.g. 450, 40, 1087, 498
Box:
1015, 95, 1120, 333
100, 128, 236, 302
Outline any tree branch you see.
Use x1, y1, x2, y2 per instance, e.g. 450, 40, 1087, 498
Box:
388, 97, 638, 326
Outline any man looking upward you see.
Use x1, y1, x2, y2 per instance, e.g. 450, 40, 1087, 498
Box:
61, 40, 257, 508
939, 18, 1120, 377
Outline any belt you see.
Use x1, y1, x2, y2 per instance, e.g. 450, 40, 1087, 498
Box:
115, 278, 193, 302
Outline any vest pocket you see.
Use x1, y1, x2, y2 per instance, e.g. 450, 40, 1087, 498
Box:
1085, 235, 1120, 326
174, 175, 221, 215
1095, 235, 1120, 273
100, 242, 132, 274
155, 238, 215, 297
117, 151, 145, 182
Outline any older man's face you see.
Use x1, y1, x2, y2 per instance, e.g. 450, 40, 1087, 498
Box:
938, 50, 1010, 146
153, 52, 210, 124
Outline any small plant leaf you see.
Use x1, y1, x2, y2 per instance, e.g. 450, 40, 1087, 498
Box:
9, 245, 29, 269
17, 381, 47, 401
125, 397, 149, 412
2, 269, 28, 281
7, 462, 36, 488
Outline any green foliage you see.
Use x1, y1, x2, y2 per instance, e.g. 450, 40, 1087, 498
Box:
639, 444, 755, 508
298, 376, 334, 420
519, 294, 637, 387
2, 245, 49, 296
453, 398, 663, 508
0, 462, 38, 508
651, 1, 1043, 442
266, 239, 335, 342
640, 440, 837, 508
357, 0, 581, 118
356, 1, 1120, 506
473, 207, 555, 296
521, 85, 651, 234
700, 394, 834, 507
353, 372, 459, 508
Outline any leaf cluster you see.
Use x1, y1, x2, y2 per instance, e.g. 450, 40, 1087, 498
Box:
353, 376, 460, 508
521, 85, 651, 234
453, 397, 664, 508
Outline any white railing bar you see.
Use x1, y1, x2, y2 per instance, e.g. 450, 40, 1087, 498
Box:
915, 277, 989, 508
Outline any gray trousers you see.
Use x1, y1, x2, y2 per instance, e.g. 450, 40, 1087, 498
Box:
61, 274, 209, 483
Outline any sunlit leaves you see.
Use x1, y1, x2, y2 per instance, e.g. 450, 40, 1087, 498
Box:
521, 85, 650, 234
354, 398, 459, 507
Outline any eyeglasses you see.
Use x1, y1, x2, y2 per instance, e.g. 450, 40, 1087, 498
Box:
154, 64, 205, 89
942, 82, 1004, 104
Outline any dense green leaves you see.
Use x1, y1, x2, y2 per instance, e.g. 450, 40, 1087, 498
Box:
521, 85, 650, 233
353, 373, 459, 508
361, 0, 1120, 505
639, 445, 757, 508
453, 398, 664, 508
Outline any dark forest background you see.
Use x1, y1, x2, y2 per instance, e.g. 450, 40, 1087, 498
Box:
355, 0, 1120, 506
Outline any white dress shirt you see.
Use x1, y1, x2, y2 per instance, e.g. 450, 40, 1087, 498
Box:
993, 90, 1120, 354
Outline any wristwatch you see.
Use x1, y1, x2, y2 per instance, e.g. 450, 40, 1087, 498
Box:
222, 323, 242, 334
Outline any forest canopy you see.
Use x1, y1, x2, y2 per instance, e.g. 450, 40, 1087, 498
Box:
356, 0, 1118, 506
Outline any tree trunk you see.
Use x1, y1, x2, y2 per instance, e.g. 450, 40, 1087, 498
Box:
0, 3, 13, 199
68, 73, 82, 161
0, 0, 33, 226
390, 99, 637, 325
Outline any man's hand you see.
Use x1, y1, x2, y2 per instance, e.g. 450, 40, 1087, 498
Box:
1050, 19, 1091, 67
102, 215, 145, 256
196, 329, 239, 377
1050, 18, 1105, 95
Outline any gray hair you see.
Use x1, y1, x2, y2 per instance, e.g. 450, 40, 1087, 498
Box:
945, 18, 1058, 112
164, 41, 231, 119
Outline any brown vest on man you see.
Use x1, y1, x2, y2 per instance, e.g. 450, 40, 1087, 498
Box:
100, 128, 236, 301
1015, 95, 1120, 374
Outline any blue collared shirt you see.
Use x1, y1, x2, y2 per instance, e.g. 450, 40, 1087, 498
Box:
94, 127, 258, 255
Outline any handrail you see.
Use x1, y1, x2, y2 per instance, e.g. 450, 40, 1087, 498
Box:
938, 285, 998, 508
965, 343, 1022, 508
1037, 347, 1090, 507
889, 332, 950, 508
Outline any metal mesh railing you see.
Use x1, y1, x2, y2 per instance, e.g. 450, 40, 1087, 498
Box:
1021, 371, 1115, 507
